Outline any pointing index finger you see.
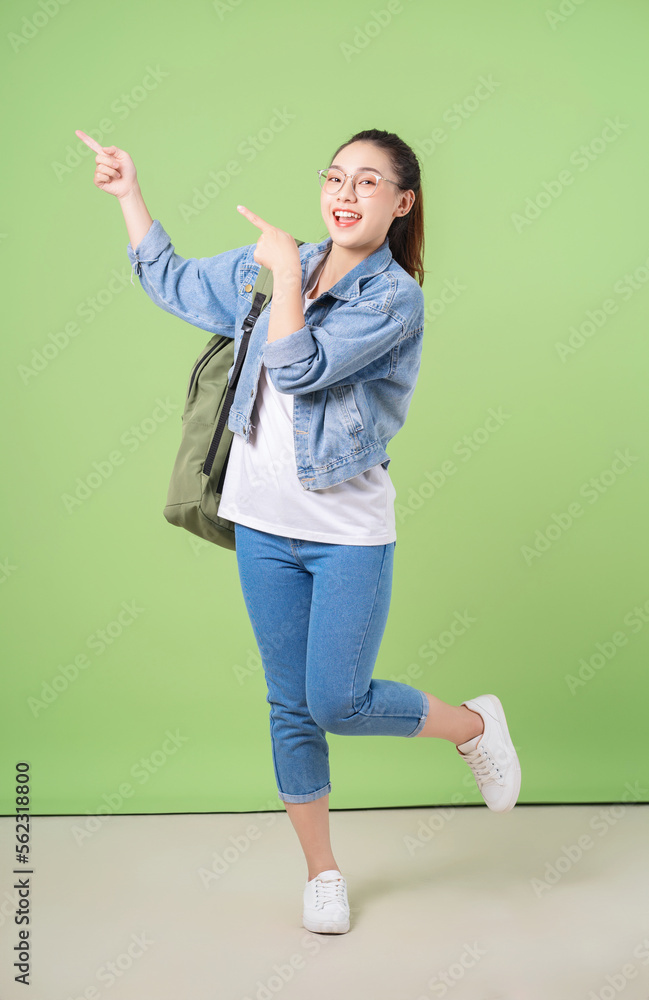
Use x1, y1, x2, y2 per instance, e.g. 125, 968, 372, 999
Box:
237, 205, 272, 231
75, 129, 106, 155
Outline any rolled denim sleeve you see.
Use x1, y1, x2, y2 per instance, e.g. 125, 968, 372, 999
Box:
127, 219, 253, 337
263, 285, 425, 394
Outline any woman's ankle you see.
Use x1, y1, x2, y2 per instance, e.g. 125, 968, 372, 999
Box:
307, 862, 340, 881
416, 695, 484, 742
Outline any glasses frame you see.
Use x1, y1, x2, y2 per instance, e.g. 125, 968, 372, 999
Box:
317, 168, 402, 198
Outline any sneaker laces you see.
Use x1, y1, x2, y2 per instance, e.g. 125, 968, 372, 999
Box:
314, 876, 346, 909
460, 743, 504, 786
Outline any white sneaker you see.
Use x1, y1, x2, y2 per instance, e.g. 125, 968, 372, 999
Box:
456, 693, 521, 813
302, 869, 350, 934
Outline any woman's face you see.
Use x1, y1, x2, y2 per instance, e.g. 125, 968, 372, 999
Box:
320, 141, 414, 250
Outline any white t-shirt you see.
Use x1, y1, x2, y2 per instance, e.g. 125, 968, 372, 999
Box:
218, 257, 397, 546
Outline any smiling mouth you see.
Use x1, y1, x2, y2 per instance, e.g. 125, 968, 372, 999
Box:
333, 210, 362, 226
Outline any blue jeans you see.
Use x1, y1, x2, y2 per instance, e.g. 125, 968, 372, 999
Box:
234, 523, 430, 803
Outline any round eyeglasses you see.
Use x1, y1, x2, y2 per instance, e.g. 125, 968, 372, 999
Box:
317, 167, 401, 198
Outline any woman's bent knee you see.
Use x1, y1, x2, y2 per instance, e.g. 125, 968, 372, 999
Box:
308, 700, 360, 736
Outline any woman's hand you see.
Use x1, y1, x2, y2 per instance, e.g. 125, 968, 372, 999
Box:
237, 205, 301, 280
75, 130, 138, 199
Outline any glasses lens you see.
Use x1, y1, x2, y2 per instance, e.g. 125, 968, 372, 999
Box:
320, 168, 379, 197
353, 171, 379, 197
320, 168, 344, 192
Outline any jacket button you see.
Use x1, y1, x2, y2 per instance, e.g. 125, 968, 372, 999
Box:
250, 389, 254, 396
244, 283, 252, 292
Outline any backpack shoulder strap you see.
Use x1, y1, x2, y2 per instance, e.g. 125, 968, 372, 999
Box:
227, 237, 307, 391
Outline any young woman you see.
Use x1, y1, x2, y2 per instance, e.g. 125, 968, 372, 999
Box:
78, 126, 521, 936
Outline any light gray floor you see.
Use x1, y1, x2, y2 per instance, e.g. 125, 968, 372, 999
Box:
0, 804, 647, 999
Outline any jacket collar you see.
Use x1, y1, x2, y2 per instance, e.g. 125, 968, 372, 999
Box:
300, 234, 393, 302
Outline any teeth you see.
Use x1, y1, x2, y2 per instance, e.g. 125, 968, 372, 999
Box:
334, 211, 361, 219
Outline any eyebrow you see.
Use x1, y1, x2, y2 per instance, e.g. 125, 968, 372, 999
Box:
329, 163, 383, 173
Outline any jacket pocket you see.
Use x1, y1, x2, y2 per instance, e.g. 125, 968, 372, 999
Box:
336, 384, 364, 433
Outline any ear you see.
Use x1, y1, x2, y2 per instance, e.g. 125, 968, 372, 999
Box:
398, 191, 415, 216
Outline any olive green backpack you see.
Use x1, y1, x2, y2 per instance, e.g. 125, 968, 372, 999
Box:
162, 238, 305, 551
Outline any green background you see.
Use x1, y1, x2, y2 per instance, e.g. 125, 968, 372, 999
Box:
2, 0, 648, 815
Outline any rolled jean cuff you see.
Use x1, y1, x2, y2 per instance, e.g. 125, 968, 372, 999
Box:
278, 781, 332, 804
406, 690, 429, 737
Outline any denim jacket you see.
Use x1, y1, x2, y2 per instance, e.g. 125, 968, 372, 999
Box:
126, 219, 425, 490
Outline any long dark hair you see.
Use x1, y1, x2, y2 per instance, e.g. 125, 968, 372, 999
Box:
325, 129, 426, 287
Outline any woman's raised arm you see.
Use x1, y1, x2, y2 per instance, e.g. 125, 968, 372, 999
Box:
75, 129, 153, 250
76, 128, 255, 336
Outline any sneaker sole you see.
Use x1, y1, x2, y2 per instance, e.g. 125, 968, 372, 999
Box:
302, 915, 350, 934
